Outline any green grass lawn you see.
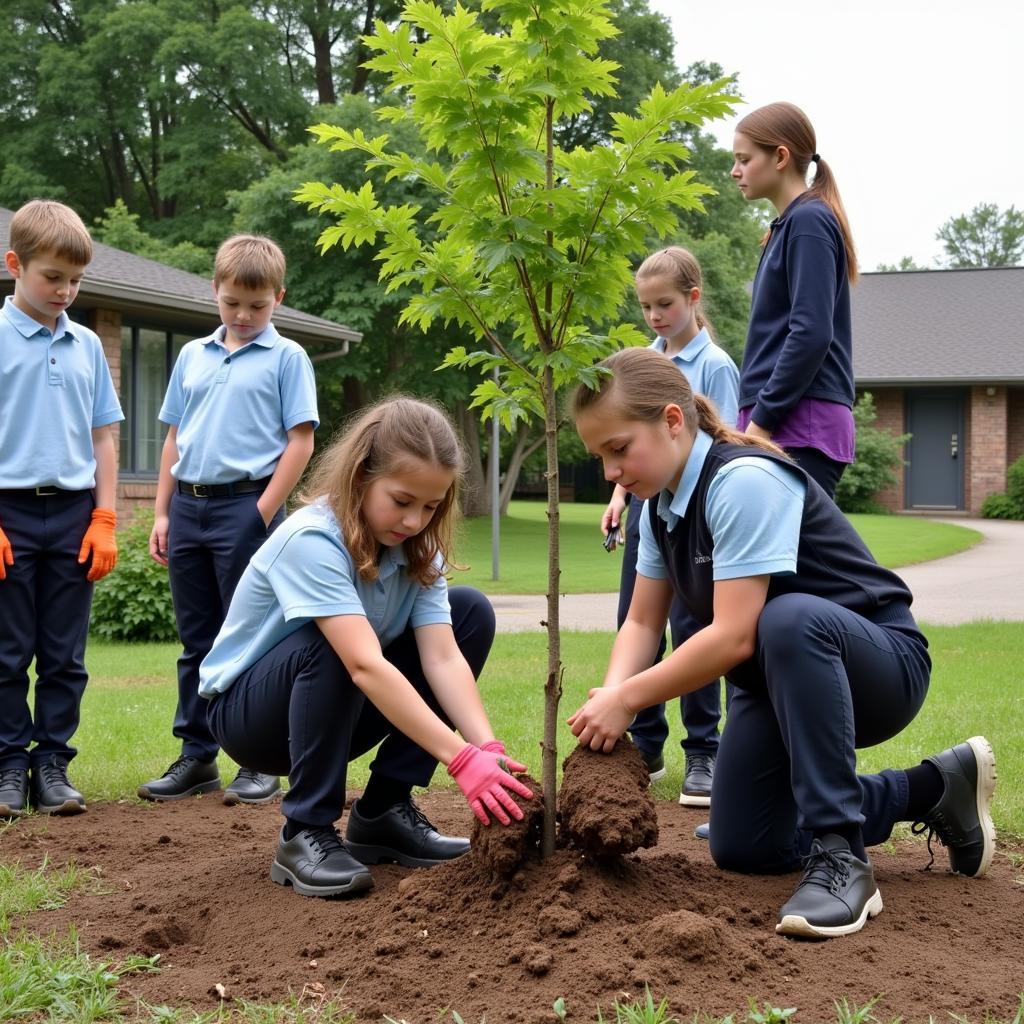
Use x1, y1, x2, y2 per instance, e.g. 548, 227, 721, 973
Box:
453, 502, 981, 593
59, 619, 1024, 839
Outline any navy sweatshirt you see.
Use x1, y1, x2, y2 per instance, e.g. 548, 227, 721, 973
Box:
739, 197, 854, 432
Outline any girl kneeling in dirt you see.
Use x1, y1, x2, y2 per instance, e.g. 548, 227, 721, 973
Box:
198, 396, 533, 898
569, 347, 995, 939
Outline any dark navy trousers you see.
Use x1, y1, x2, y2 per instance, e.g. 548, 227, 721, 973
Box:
618, 495, 729, 757
0, 489, 94, 770
784, 446, 846, 501
708, 594, 931, 874
167, 490, 284, 762
207, 587, 496, 826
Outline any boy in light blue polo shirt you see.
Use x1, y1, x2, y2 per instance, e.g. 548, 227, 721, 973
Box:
0, 200, 123, 819
138, 234, 319, 806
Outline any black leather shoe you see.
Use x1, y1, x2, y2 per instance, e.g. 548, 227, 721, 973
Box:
345, 797, 471, 867
137, 756, 220, 801
30, 757, 86, 815
270, 826, 374, 898
776, 834, 883, 939
679, 753, 715, 807
223, 768, 281, 805
0, 767, 30, 818
913, 736, 996, 877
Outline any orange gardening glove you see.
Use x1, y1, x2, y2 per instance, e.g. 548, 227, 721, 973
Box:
0, 523, 13, 581
78, 508, 118, 582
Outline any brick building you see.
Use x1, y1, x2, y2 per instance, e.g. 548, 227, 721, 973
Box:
1, 207, 360, 518
852, 267, 1024, 513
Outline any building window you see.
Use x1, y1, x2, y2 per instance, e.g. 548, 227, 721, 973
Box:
119, 325, 190, 475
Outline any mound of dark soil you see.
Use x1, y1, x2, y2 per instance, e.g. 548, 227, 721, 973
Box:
3, 791, 1022, 1023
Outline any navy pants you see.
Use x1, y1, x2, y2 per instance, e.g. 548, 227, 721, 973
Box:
0, 490, 94, 770
167, 489, 284, 761
784, 446, 846, 501
618, 496, 728, 758
708, 594, 931, 874
207, 587, 495, 826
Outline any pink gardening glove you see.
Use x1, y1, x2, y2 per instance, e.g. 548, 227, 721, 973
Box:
479, 740, 528, 774
448, 744, 534, 826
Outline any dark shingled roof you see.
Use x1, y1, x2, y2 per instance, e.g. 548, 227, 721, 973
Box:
852, 266, 1024, 385
0, 207, 360, 351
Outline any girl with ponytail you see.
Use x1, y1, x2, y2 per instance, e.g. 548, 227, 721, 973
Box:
601, 246, 739, 807
570, 348, 994, 940
731, 102, 857, 498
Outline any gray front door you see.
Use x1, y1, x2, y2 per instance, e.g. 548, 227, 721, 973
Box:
906, 390, 964, 509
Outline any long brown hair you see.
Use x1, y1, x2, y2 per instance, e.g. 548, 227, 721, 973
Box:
635, 246, 716, 340
300, 396, 465, 586
737, 102, 858, 283
572, 347, 787, 458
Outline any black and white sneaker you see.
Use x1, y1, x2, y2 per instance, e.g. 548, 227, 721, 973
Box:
679, 753, 714, 807
913, 736, 996, 878
640, 749, 666, 784
776, 834, 883, 939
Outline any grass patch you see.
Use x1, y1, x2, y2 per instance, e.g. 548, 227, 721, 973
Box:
0, 858, 95, 933
453, 503, 981, 594
0, 929, 157, 1023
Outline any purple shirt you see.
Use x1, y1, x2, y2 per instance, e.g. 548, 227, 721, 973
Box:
738, 398, 855, 464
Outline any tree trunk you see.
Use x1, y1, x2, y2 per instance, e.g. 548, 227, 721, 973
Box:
349, 0, 377, 95
541, 365, 561, 857
456, 401, 488, 517
310, 27, 337, 104
498, 423, 543, 514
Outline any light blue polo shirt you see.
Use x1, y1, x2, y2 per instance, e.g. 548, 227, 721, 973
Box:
0, 296, 123, 490
637, 430, 808, 582
651, 328, 740, 428
199, 500, 453, 697
160, 322, 319, 484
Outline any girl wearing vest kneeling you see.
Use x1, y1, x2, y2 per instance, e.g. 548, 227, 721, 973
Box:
570, 347, 995, 939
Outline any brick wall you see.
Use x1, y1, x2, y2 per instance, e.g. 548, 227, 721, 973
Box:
88, 306, 157, 522
966, 386, 1008, 514
865, 388, 906, 512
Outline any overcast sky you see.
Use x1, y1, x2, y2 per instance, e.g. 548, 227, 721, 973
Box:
647, 0, 1023, 271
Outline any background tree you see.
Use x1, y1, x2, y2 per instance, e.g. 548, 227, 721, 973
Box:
937, 202, 1024, 268
297, 0, 735, 851
875, 256, 927, 272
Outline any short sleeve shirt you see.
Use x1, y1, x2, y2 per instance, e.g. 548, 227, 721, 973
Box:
0, 296, 123, 489
198, 501, 452, 697
160, 322, 319, 483
651, 328, 740, 428
636, 430, 807, 582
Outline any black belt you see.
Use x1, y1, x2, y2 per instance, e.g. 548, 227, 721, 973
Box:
0, 486, 82, 497
177, 477, 270, 498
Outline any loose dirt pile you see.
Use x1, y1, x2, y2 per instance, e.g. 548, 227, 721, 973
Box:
3, 789, 1022, 1023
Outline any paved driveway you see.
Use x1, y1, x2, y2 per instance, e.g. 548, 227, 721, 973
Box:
491, 517, 1024, 632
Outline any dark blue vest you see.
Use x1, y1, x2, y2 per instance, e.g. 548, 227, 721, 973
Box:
649, 442, 913, 638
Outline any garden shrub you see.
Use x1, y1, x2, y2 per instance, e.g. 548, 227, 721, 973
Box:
1006, 454, 1024, 510
90, 509, 177, 642
980, 493, 1023, 519
981, 455, 1024, 520
834, 393, 909, 514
